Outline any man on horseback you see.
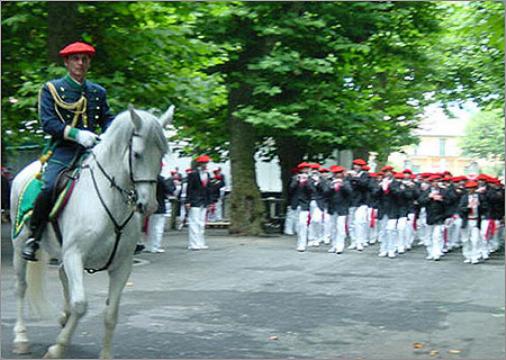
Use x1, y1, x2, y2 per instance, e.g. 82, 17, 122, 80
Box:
22, 41, 115, 261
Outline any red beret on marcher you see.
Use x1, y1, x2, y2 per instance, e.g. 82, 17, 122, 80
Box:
402, 169, 413, 174
465, 181, 478, 188
476, 174, 490, 181
309, 163, 321, 170
352, 158, 367, 166
410, 174, 416, 179
329, 165, 345, 173
377, 171, 385, 177
59, 42, 96, 57
369, 172, 377, 178
195, 155, 211, 163
427, 175, 441, 182
319, 167, 329, 173
362, 165, 370, 171
381, 165, 394, 172
420, 173, 431, 178
297, 162, 311, 169
394, 172, 404, 179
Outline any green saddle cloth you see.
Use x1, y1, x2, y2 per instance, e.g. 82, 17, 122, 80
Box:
13, 177, 43, 238
13, 170, 78, 238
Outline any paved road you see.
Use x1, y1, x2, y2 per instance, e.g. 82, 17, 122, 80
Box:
1, 223, 504, 359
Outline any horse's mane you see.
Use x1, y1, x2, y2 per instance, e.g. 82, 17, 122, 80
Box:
98, 109, 168, 155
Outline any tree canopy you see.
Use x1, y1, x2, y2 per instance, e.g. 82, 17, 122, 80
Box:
460, 109, 505, 161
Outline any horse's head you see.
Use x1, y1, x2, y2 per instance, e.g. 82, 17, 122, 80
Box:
127, 105, 174, 215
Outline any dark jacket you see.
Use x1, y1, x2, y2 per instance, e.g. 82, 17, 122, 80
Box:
40, 75, 115, 167
349, 172, 370, 207
327, 179, 352, 216
482, 187, 505, 220
154, 176, 172, 214
418, 187, 454, 225
376, 179, 402, 219
186, 170, 213, 207
309, 178, 330, 211
289, 177, 313, 211
458, 192, 483, 229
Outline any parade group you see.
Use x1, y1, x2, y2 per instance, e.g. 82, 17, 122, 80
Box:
281, 158, 504, 264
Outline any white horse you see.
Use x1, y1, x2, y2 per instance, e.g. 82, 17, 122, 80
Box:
10, 105, 174, 359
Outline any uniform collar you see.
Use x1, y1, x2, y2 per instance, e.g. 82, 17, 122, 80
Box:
64, 74, 86, 91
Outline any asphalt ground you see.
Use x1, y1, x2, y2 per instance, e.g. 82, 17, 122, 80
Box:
1, 223, 505, 359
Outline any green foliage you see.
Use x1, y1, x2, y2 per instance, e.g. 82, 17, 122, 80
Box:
460, 109, 505, 161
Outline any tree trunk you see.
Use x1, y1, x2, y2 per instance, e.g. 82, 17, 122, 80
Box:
47, 2, 79, 64
276, 137, 304, 203
228, 85, 264, 235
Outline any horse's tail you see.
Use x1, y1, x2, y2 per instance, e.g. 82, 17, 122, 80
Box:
26, 249, 56, 320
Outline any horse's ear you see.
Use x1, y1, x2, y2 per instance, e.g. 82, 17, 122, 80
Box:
128, 104, 142, 131
159, 105, 175, 128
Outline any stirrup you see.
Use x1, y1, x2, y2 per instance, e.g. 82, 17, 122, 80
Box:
21, 238, 39, 262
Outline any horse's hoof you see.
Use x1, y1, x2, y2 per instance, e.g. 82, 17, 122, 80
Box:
13, 341, 30, 354
43, 344, 63, 359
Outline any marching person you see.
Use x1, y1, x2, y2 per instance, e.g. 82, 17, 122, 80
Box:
418, 175, 456, 261
307, 163, 328, 247
284, 167, 300, 235
480, 177, 504, 256
347, 158, 370, 251
186, 155, 213, 250
445, 176, 467, 251
176, 168, 192, 230
327, 165, 352, 254
290, 162, 313, 251
208, 168, 226, 222
22, 41, 115, 261
459, 181, 484, 264
376, 166, 400, 258
144, 174, 173, 253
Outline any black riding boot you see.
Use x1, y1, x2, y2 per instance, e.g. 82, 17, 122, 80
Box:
22, 191, 52, 261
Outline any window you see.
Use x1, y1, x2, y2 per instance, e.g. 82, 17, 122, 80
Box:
439, 138, 446, 157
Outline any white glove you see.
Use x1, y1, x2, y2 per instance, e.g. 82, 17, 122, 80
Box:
75, 129, 100, 148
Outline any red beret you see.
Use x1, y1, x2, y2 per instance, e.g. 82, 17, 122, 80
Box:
381, 165, 394, 172
476, 174, 490, 181
330, 165, 345, 173
402, 169, 413, 174
427, 175, 441, 182
420, 173, 431, 178
195, 155, 211, 163
376, 171, 385, 176
59, 42, 96, 57
352, 158, 367, 166
369, 172, 377, 178
309, 163, 321, 170
297, 162, 311, 169
362, 165, 370, 171
394, 172, 404, 179
410, 174, 416, 179
465, 181, 478, 188
319, 167, 329, 173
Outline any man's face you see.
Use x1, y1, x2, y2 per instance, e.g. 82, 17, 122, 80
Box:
64, 53, 91, 80
352, 164, 361, 172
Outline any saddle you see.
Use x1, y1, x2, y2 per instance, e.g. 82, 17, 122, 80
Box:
13, 168, 80, 238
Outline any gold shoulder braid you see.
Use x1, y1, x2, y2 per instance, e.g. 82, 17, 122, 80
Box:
46, 82, 88, 127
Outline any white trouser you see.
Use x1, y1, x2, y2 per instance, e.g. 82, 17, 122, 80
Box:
405, 213, 416, 248
379, 216, 397, 254
330, 214, 347, 252
215, 197, 224, 221
347, 207, 357, 243
188, 206, 207, 249
426, 224, 444, 259
481, 219, 501, 255
146, 213, 166, 251
297, 208, 310, 250
369, 208, 379, 243
462, 220, 481, 262
308, 200, 324, 243
180, 201, 187, 222
396, 216, 407, 252
447, 215, 462, 249
416, 208, 427, 243
284, 207, 298, 235
354, 205, 369, 246
323, 210, 332, 244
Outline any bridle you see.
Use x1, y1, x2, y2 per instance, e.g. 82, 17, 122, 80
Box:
82, 131, 158, 273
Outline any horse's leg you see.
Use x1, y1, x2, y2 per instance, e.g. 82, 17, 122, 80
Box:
58, 265, 71, 328
44, 252, 87, 359
12, 248, 30, 354
100, 261, 133, 359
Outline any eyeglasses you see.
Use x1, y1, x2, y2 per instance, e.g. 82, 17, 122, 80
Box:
67, 54, 91, 63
